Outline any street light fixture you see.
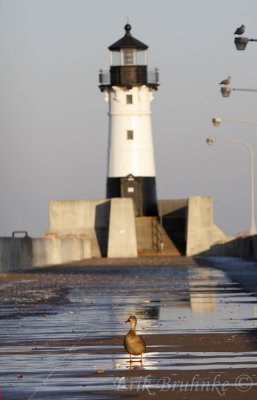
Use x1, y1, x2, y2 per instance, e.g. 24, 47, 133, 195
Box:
206, 137, 216, 145
212, 117, 257, 127
220, 86, 232, 97
234, 36, 257, 50
212, 118, 222, 127
206, 137, 257, 235
220, 86, 257, 98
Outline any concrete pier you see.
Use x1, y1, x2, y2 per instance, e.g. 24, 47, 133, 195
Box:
0, 195, 247, 272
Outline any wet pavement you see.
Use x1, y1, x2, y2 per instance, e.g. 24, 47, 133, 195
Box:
1, 256, 257, 399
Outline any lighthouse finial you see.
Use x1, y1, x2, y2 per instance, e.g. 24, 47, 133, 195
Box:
124, 23, 132, 36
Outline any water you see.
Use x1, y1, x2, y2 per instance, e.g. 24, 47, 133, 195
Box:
1, 259, 257, 399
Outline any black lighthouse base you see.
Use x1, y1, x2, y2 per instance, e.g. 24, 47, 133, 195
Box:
106, 175, 158, 217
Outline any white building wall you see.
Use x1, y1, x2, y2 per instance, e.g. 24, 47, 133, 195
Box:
106, 85, 156, 177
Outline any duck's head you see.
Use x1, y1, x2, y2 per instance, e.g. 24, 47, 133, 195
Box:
125, 315, 137, 329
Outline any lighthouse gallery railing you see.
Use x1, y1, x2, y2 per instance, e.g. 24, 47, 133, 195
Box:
99, 68, 159, 87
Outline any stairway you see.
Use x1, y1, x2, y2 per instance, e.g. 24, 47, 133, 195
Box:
135, 217, 156, 255
135, 217, 182, 256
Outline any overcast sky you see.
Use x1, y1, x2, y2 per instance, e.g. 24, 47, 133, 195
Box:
1, 0, 257, 237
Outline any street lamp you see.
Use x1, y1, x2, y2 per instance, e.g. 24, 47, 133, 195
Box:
206, 137, 257, 235
234, 36, 257, 50
220, 86, 257, 98
212, 117, 257, 127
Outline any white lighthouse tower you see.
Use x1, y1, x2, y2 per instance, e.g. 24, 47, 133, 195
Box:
99, 24, 159, 216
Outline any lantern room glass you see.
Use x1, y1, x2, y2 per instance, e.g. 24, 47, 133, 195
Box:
122, 49, 134, 65
110, 49, 147, 66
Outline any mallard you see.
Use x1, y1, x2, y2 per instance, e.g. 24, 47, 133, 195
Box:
124, 315, 146, 363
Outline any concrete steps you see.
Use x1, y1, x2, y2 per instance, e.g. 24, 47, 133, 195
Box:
136, 217, 156, 254
135, 217, 181, 256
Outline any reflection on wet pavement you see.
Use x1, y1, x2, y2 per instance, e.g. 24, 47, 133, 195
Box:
1, 259, 257, 399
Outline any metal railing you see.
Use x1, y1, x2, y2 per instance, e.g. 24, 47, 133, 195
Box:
99, 68, 159, 86
147, 68, 159, 85
99, 70, 110, 85
12, 231, 29, 238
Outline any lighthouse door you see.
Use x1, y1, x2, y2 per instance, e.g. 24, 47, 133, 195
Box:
121, 175, 142, 216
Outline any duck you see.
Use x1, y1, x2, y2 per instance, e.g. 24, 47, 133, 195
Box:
124, 315, 146, 363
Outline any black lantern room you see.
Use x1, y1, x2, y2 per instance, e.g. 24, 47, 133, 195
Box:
99, 24, 159, 90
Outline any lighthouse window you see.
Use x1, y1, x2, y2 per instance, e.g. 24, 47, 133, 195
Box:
127, 130, 134, 140
122, 49, 135, 65
126, 95, 133, 104
136, 50, 146, 65
110, 51, 120, 66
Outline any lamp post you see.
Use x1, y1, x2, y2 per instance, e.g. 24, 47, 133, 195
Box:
206, 137, 257, 236
234, 36, 257, 50
220, 86, 257, 98
212, 117, 257, 127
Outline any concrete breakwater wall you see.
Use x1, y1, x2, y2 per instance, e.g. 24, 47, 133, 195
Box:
32, 237, 91, 267
0, 198, 136, 272
186, 196, 230, 256
0, 196, 239, 272
0, 237, 32, 272
0, 237, 92, 272
204, 235, 257, 259
1, 231, 256, 273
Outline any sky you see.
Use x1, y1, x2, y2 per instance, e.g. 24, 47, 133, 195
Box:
1, 0, 257, 237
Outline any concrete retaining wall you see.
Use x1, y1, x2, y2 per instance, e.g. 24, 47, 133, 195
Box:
0, 238, 32, 272
158, 199, 188, 254
107, 198, 137, 258
48, 199, 109, 232
0, 198, 137, 271
203, 235, 257, 258
0, 236, 92, 272
186, 196, 231, 256
158, 199, 188, 216
47, 199, 110, 257
1, 195, 243, 271
32, 237, 91, 267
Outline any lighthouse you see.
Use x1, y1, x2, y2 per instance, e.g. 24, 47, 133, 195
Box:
99, 24, 159, 216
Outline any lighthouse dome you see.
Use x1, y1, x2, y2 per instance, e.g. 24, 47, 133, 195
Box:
109, 24, 148, 51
